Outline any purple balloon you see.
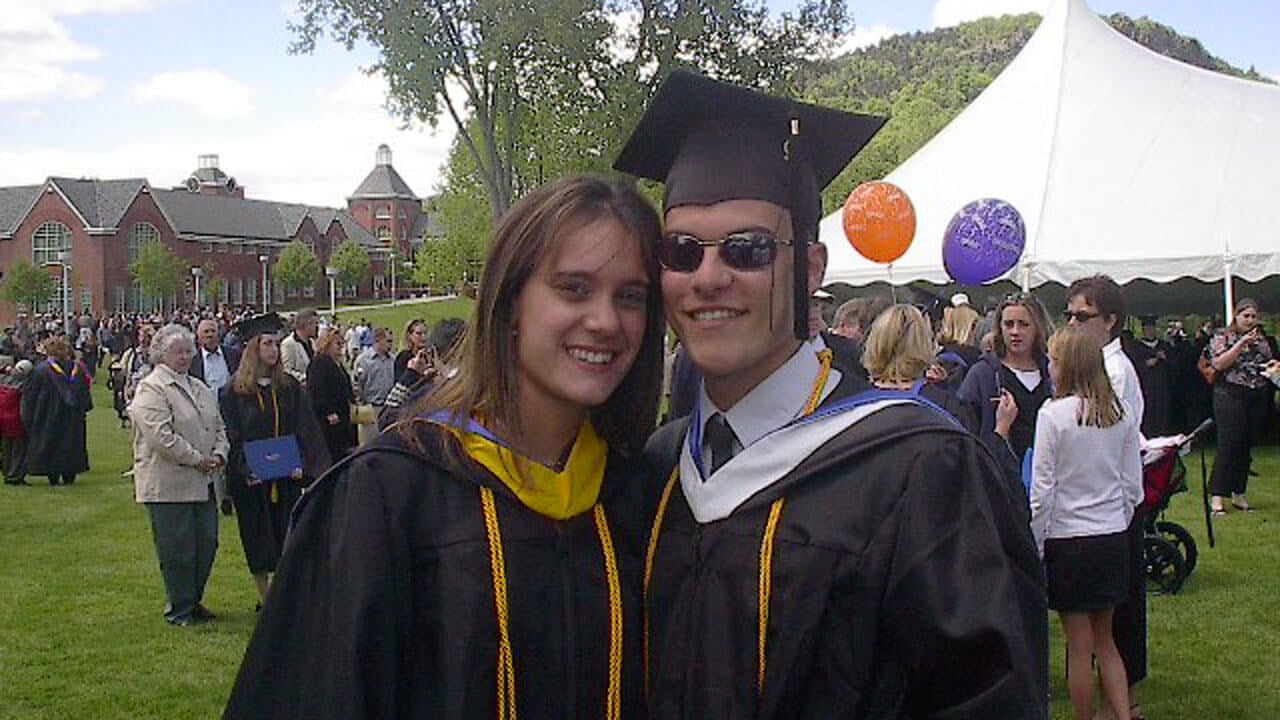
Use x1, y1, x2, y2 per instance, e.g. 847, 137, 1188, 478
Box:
942, 199, 1026, 284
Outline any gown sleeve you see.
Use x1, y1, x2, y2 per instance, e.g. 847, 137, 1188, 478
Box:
291, 379, 332, 479
223, 453, 411, 720
876, 432, 1048, 719
219, 387, 251, 496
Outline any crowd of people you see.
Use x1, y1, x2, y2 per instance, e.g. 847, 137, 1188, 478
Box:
0, 303, 468, 628
2, 71, 1278, 719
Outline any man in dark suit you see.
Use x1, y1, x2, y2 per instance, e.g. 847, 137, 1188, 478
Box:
190, 318, 240, 396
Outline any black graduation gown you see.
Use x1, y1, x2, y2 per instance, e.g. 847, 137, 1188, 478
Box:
223, 422, 653, 719
219, 378, 330, 573
1126, 339, 1173, 437
20, 359, 92, 476
643, 376, 1048, 719
305, 354, 357, 462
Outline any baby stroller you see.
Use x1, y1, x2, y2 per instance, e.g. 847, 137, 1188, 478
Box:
1139, 418, 1214, 595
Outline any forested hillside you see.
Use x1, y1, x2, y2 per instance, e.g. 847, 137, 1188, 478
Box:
802, 12, 1272, 214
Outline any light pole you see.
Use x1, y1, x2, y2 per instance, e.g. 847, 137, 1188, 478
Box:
388, 251, 397, 306
258, 254, 269, 313
325, 265, 338, 317
190, 266, 203, 309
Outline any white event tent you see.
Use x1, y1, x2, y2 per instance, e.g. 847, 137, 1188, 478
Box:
819, 0, 1280, 314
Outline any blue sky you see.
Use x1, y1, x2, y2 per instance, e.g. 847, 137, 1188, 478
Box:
1, 0, 1276, 208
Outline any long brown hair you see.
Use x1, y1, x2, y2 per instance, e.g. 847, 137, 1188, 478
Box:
993, 293, 1052, 361
401, 175, 664, 461
231, 334, 288, 395
1048, 325, 1123, 428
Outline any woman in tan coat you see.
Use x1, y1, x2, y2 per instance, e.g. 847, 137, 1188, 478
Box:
129, 323, 230, 627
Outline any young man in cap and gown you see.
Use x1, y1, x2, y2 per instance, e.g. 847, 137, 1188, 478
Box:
617, 71, 1048, 719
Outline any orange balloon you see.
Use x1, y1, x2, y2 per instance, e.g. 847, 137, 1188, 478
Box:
842, 181, 916, 264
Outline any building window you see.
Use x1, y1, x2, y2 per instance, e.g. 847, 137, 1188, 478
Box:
114, 287, 126, 313
32, 221, 72, 267
376, 227, 391, 244
202, 242, 213, 253
32, 222, 72, 312
216, 242, 228, 253
303, 285, 316, 298
375, 205, 391, 220
80, 288, 92, 314
246, 277, 256, 304
232, 277, 244, 304
127, 222, 160, 265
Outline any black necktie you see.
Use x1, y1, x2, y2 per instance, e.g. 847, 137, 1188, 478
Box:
704, 413, 738, 475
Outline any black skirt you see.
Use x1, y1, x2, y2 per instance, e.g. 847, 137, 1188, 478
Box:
1044, 530, 1130, 612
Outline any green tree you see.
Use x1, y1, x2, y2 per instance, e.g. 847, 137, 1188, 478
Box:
203, 274, 226, 306
274, 241, 322, 294
412, 232, 486, 294
129, 241, 188, 312
291, 0, 848, 222
329, 240, 371, 290
0, 260, 58, 314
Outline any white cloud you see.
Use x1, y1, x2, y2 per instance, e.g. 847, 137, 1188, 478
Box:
131, 70, 255, 119
931, 0, 1048, 29
833, 22, 899, 56
0, 0, 167, 105
0, 4, 105, 103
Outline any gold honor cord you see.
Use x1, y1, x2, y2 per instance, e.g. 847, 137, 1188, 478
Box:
254, 386, 282, 504
480, 486, 623, 719
480, 487, 518, 719
643, 349, 833, 700
593, 505, 624, 720
643, 469, 680, 697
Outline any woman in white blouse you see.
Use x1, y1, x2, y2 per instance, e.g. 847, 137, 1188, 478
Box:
1031, 324, 1142, 720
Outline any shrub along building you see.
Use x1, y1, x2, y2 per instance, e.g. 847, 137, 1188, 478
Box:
0, 145, 437, 325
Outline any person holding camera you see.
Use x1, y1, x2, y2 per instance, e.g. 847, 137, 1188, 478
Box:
128, 324, 229, 627
1206, 298, 1274, 515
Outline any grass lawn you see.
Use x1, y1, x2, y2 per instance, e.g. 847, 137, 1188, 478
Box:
325, 297, 475, 340
1, 368, 1277, 718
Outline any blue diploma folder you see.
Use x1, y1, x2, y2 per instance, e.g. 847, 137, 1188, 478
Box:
243, 435, 302, 481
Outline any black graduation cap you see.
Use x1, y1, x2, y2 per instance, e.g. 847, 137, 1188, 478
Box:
1139, 314, 1158, 327
233, 312, 284, 341
613, 70, 886, 340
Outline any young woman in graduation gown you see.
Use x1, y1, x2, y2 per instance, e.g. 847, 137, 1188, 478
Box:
219, 315, 331, 607
223, 175, 665, 720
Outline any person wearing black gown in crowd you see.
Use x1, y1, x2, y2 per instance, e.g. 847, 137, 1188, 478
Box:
21, 335, 92, 486
219, 313, 330, 608
1125, 315, 1174, 437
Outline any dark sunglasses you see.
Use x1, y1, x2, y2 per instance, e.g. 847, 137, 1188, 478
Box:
657, 231, 791, 273
1062, 309, 1101, 323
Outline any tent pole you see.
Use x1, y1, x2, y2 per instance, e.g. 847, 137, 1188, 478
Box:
1019, 262, 1031, 293
1222, 256, 1235, 323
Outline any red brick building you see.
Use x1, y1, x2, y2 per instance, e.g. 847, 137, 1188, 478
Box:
0, 146, 437, 324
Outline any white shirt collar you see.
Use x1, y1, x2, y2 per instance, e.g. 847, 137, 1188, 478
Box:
696, 339, 839, 451
1103, 336, 1123, 358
